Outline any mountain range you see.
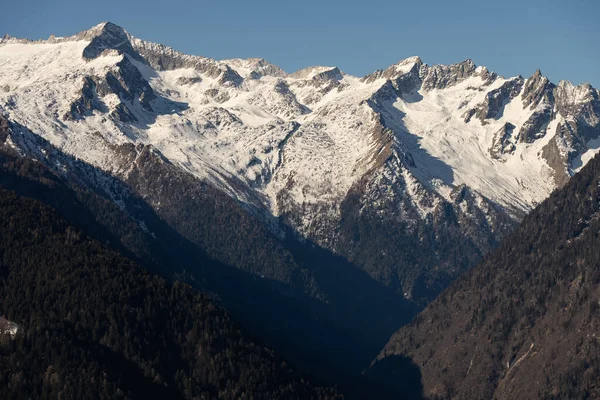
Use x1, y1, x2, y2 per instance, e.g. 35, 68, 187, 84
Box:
0, 21, 599, 398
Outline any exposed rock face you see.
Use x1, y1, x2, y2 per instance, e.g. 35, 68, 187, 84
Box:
541, 131, 570, 186
274, 80, 311, 113
131, 38, 239, 89
106, 57, 156, 112
367, 58, 487, 92
464, 77, 524, 123
63, 77, 108, 120
458, 69, 600, 182
311, 67, 344, 82
518, 107, 552, 143
63, 51, 158, 122
390, 62, 423, 96
554, 80, 600, 141
81, 22, 144, 63
363, 58, 424, 96
133, 39, 217, 73
111, 102, 138, 122
368, 80, 401, 104
217, 65, 244, 87
489, 122, 516, 159
530, 81, 600, 185
421, 59, 478, 90
542, 119, 594, 186
326, 158, 514, 301
521, 69, 555, 109
202, 107, 243, 129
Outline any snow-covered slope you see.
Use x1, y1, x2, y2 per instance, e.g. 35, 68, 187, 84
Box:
1, 22, 599, 296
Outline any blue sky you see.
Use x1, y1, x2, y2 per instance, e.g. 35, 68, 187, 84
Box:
1, 0, 598, 87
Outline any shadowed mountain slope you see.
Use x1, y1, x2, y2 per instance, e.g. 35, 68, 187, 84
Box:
376, 153, 600, 399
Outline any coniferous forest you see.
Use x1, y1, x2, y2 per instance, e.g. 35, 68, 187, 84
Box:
0, 188, 339, 399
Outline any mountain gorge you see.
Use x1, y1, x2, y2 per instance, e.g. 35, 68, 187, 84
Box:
1, 21, 600, 397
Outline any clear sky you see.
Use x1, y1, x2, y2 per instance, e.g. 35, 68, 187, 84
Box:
1, 0, 598, 87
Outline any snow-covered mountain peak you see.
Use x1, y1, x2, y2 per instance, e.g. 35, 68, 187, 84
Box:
362, 57, 421, 86
75, 21, 127, 39
386, 56, 422, 77
394, 55, 422, 70
556, 80, 597, 102
1, 22, 599, 248
399, 55, 422, 64
3, 21, 600, 320
78, 22, 143, 62
420, 58, 483, 90
289, 66, 346, 80
0, 33, 30, 45
520, 68, 554, 111
531, 68, 544, 78
222, 57, 287, 78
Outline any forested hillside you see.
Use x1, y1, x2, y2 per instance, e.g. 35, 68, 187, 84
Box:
0, 125, 414, 389
375, 154, 600, 399
0, 188, 339, 399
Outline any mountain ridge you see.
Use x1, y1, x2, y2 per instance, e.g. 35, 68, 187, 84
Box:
1, 19, 599, 349
4, 21, 593, 87
2, 21, 599, 301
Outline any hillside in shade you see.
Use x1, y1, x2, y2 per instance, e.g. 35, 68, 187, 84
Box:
375, 153, 600, 399
0, 185, 340, 399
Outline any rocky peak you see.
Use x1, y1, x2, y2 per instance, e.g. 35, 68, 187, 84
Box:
218, 65, 244, 87
362, 56, 423, 84
459, 58, 477, 71
531, 68, 543, 79
386, 56, 423, 79
474, 66, 499, 84
400, 55, 423, 65
551, 82, 600, 162
233, 58, 287, 78
0, 33, 28, 45
421, 59, 478, 90
521, 69, 554, 109
311, 67, 343, 82
76, 22, 126, 40
554, 80, 599, 119
289, 66, 339, 80
81, 22, 144, 62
